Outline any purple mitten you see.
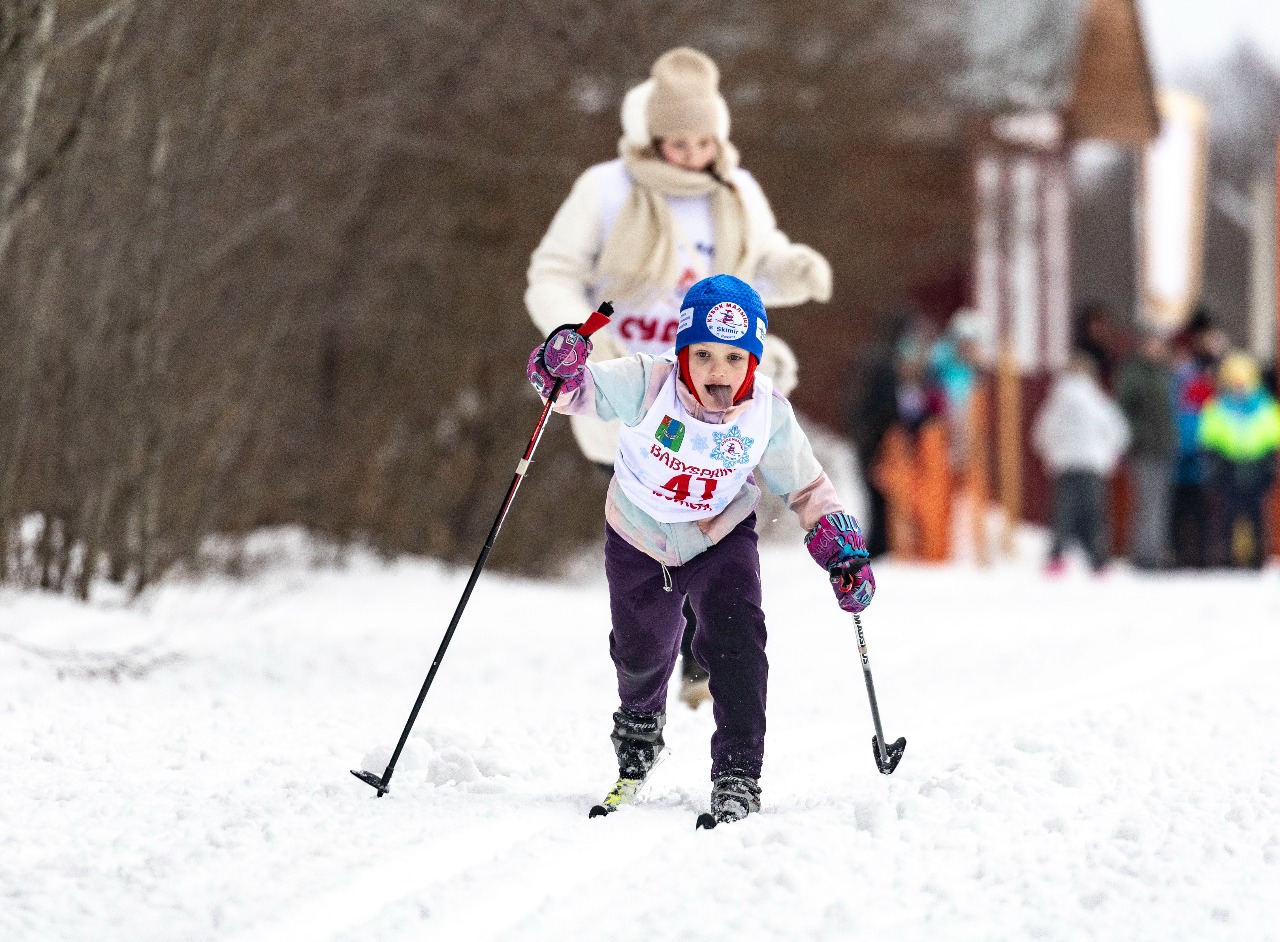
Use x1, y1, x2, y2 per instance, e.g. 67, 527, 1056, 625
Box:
527, 346, 557, 399
542, 327, 591, 378
805, 512, 875, 613
831, 559, 875, 613
527, 327, 591, 400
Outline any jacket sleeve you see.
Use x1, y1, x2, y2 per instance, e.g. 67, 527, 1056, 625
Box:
555, 354, 655, 425
757, 394, 844, 528
525, 168, 605, 338
1031, 398, 1056, 463
736, 171, 833, 307
1107, 398, 1132, 462
1264, 401, 1280, 453
1197, 402, 1226, 455
1116, 365, 1138, 422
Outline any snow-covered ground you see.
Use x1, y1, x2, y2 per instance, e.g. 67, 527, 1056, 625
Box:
2, 529, 1278, 942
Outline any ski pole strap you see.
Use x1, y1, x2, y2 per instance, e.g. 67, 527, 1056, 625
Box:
535, 302, 613, 405
542, 302, 612, 408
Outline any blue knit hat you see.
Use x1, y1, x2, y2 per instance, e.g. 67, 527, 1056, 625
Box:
675, 274, 768, 360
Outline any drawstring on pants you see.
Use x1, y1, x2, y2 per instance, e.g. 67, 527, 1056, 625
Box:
660, 562, 673, 593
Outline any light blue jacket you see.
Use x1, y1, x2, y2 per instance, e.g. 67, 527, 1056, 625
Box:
556, 354, 842, 565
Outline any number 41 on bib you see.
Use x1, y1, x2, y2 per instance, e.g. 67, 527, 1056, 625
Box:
660, 474, 719, 503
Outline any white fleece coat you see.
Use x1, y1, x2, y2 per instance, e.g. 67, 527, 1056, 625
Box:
525, 84, 830, 464
1032, 373, 1131, 475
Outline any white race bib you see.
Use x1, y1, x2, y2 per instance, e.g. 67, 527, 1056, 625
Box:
615, 366, 773, 522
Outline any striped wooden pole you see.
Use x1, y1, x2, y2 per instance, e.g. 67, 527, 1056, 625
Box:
969, 380, 992, 566
997, 343, 1022, 557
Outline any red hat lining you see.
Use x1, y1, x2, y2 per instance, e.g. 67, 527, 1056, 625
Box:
677, 348, 758, 407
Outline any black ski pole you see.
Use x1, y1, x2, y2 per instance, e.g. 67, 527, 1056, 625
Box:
352, 303, 613, 796
853, 611, 906, 774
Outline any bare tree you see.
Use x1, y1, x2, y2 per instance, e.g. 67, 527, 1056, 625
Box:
0, 0, 973, 599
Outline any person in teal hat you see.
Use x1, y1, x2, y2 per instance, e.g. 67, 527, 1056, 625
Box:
1197, 351, 1280, 568
929, 307, 987, 470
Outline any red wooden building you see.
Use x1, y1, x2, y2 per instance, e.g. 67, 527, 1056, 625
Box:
750, 0, 1161, 527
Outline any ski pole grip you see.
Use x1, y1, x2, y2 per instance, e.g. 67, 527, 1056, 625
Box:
577, 301, 613, 339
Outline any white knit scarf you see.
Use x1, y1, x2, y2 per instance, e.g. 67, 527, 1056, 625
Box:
597, 141, 751, 303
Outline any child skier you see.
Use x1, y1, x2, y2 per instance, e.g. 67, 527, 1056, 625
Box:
527, 274, 874, 826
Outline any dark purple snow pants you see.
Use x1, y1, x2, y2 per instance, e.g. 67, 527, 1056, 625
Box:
604, 516, 767, 780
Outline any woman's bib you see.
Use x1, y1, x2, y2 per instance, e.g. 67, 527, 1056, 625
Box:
615, 367, 773, 522
601, 189, 714, 357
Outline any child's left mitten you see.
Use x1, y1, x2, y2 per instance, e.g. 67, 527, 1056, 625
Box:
805, 512, 875, 613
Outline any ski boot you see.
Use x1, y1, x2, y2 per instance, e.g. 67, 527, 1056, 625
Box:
588, 708, 666, 818
695, 773, 761, 829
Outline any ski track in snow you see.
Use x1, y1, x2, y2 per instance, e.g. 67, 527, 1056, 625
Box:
2, 531, 1279, 941
224, 810, 560, 942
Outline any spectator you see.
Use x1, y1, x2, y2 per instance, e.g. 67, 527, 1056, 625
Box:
1116, 327, 1178, 570
1169, 309, 1228, 568
847, 328, 902, 559
1032, 351, 1130, 574
1074, 301, 1119, 389
892, 329, 947, 435
930, 307, 988, 469
525, 46, 829, 469
865, 326, 950, 560
1197, 352, 1280, 569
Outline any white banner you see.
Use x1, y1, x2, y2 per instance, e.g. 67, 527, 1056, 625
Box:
1249, 172, 1276, 360
1139, 91, 1209, 332
972, 135, 1071, 374
1010, 157, 1041, 371
974, 154, 1002, 365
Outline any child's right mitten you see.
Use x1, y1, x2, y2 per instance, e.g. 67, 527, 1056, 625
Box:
805, 512, 875, 613
527, 325, 591, 400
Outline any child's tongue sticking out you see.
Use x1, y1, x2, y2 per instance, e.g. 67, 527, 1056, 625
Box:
684, 341, 750, 412
702, 383, 735, 411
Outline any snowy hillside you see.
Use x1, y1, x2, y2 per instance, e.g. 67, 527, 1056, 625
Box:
2, 530, 1278, 942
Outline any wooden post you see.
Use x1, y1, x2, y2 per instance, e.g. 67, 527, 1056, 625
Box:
917, 420, 952, 562
969, 380, 992, 566
875, 427, 915, 559
997, 344, 1022, 557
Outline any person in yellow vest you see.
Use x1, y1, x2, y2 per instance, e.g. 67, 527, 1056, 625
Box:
1197, 352, 1280, 569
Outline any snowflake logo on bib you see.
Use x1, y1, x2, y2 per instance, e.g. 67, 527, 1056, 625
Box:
709, 425, 754, 468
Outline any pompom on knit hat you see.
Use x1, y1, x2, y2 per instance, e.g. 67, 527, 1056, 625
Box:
675, 275, 768, 405
645, 47, 727, 140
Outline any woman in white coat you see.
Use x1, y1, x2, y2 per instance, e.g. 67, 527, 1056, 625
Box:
526, 46, 830, 467
526, 47, 830, 706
